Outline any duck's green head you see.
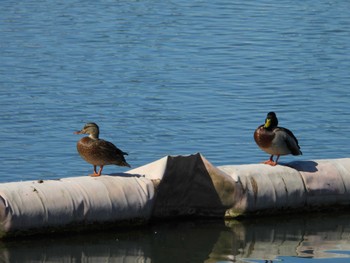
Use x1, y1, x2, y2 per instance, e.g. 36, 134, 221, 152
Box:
264, 112, 278, 129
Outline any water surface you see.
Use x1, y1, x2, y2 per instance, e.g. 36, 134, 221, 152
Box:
1, 0, 349, 181
2, 213, 350, 262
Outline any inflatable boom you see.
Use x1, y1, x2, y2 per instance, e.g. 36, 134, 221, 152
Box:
0, 153, 349, 236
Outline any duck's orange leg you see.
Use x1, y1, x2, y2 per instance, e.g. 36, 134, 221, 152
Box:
273, 155, 281, 166
263, 155, 278, 166
96, 166, 104, 176
90, 165, 103, 177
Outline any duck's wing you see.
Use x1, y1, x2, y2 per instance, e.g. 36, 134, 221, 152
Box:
95, 139, 128, 156
277, 127, 302, 155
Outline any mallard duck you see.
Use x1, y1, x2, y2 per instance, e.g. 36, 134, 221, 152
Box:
254, 112, 302, 166
74, 123, 131, 176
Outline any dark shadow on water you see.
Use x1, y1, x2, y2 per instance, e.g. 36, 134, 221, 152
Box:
0, 219, 227, 263
3, 212, 350, 262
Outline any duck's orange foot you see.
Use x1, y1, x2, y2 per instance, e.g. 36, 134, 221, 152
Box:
89, 173, 101, 177
263, 160, 277, 166
90, 165, 103, 177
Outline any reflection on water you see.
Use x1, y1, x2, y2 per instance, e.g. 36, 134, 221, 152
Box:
2, 213, 350, 263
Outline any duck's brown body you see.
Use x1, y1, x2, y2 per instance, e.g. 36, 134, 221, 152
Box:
254, 112, 302, 166
77, 137, 130, 167
75, 123, 130, 176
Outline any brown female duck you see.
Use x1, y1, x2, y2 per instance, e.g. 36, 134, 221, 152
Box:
74, 123, 130, 176
254, 112, 302, 166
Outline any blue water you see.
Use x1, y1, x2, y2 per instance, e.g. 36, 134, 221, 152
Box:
1, 0, 350, 261
1, 0, 350, 182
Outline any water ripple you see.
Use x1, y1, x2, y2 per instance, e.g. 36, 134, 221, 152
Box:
1, 0, 350, 181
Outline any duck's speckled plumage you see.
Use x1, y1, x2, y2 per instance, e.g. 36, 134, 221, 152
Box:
254, 112, 302, 166
75, 123, 130, 176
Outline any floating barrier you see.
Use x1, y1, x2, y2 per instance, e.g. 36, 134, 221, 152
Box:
0, 153, 349, 237
0, 176, 155, 236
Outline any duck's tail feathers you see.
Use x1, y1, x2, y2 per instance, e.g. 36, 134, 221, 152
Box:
120, 161, 131, 168
292, 149, 302, 156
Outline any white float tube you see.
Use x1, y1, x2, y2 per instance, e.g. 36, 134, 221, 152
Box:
0, 153, 349, 237
0, 176, 155, 236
